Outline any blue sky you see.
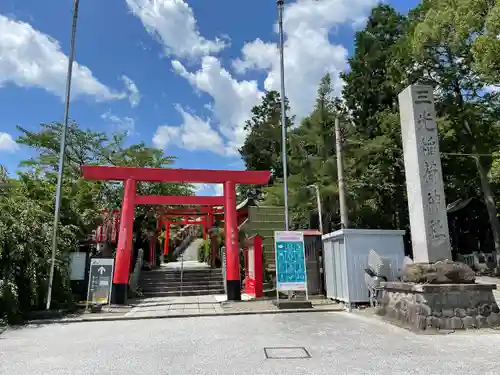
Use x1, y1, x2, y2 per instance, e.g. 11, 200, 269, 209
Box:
0, 0, 419, 195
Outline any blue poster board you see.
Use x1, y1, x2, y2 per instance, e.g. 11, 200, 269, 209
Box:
274, 231, 307, 291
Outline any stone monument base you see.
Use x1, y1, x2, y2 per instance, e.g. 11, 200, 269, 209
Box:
376, 282, 500, 331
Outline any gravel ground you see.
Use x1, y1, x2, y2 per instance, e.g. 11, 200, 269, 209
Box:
2, 311, 500, 375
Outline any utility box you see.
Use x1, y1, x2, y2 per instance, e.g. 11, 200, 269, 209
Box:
322, 229, 405, 308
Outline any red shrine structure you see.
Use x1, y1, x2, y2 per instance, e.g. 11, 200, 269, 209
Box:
82, 166, 271, 304
160, 205, 223, 257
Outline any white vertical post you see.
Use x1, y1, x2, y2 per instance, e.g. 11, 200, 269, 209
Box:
398, 85, 452, 262
335, 118, 348, 229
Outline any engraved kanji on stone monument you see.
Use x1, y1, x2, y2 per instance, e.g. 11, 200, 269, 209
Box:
420, 136, 437, 156
416, 109, 435, 131
398, 85, 452, 263
426, 188, 441, 214
423, 161, 438, 184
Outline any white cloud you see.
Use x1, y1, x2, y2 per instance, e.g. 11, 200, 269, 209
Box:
0, 132, 18, 152
101, 110, 136, 135
125, 0, 227, 59
152, 104, 225, 154
170, 0, 375, 157
193, 183, 224, 196
0, 14, 127, 102
233, 0, 376, 120
152, 125, 180, 150
214, 184, 224, 196
121, 75, 141, 107
232, 39, 276, 74
172, 57, 263, 155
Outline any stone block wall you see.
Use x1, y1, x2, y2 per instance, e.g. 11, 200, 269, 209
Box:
376, 282, 500, 331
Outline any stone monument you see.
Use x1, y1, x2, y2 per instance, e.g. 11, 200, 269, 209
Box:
376, 84, 500, 331
398, 85, 451, 263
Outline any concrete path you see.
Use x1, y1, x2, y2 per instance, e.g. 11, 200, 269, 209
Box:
182, 238, 204, 262
3, 312, 500, 375
125, 295, 226, 317
22, 296, 343, 324
163, 238, 208, 271
123, 295, 341, 318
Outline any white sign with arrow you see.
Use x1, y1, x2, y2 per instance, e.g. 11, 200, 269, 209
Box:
87, 258, 115, 305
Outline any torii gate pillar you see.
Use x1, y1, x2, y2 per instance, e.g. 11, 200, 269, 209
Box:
224, 181, 241, 300
112, 178, 136, 304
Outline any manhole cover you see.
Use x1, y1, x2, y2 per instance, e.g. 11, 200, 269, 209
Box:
264, 347, 311, 359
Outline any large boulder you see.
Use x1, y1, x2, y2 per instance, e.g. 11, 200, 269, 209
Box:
402, 260, 475, 284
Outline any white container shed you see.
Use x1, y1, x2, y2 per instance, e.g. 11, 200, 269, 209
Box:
322, 229, 406, 309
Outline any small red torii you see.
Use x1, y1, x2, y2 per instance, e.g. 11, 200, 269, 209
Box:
81, 165, 271, 304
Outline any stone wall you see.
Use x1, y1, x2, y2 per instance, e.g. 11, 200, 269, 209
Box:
376, 282, 500, 331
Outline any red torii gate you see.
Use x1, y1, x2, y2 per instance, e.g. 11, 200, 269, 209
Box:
82, 166, 271, 304
138, 197, 223, 263
160, 205, 230, 267
161, 214, 208, 256
160, 205, 224, 241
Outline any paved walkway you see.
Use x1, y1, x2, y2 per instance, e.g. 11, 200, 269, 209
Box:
125, 295, 225, 317
124, 295, 341, 318
23, 295, 343, 324
181, 238, 204, 261
4, 312, 500, 375
162, 238, 209, 271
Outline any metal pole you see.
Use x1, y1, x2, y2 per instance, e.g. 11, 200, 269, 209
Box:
180, 251, 184, 297
46, 0, 80, 310
335, 117, 349, 229
277, 0, 289, 231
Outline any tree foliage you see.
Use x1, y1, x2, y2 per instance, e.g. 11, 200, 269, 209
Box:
241, 2, 500, 259
0, 122, 192, 323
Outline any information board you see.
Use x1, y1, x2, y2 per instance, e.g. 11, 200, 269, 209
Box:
274, 231, 307, 291
69, 252, 87, 281
87, 258, 114, 305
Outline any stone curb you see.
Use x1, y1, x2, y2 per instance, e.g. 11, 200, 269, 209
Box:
24, 307, 344, 326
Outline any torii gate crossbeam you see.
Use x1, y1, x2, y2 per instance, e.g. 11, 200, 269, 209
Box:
81, 166, 271, 304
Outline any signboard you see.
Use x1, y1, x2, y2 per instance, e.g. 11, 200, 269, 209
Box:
87, 258, 114, 305
69, 252, 87, 281
274, 231, 307, 291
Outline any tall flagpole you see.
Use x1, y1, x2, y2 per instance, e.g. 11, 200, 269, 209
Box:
46, 0, 80, 310
277, 0, 289, 231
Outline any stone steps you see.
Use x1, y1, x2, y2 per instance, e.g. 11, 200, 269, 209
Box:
141, 277, 223, 284
139, 267, 224, 298
142, 288, 225, 298
142, 281, 223, 290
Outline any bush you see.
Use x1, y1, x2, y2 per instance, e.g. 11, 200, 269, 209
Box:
0, 192, 76, 324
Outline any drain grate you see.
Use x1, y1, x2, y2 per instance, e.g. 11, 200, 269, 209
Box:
264, 347, 311, 359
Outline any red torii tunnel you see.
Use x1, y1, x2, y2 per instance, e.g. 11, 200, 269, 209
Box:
82, 166, 271, 304
159, 205, 227, 267
139, 197, 223, 262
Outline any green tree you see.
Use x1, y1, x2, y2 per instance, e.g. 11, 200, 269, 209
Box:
263, 75, 344, 231
341, 4, 406, 138
407, 0, 499, 84
0, 169, 77, 323
341, 4, 409, 230
408, 0, 500, 258
239, 91, 294, 180
0, 121, 192, 322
